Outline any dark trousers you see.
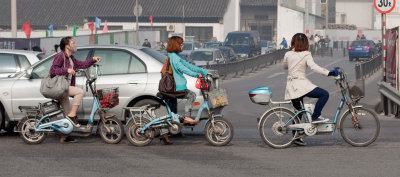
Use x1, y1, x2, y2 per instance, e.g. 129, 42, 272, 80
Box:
291, 87, 329, 120
165, 98, 177, 114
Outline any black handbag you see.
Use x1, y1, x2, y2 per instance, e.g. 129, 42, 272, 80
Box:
158, 57, 186, 98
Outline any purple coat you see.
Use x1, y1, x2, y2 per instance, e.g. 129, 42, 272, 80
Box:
50, 51, 95, 86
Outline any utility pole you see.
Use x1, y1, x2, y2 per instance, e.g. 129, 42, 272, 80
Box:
182, 3, 185, 39
325, 0, 329, 29
304, 0, 309, 36
11, 0, 17, 38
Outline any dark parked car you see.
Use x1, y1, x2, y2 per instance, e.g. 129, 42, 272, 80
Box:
348, 40, 378, 61
224, 31, 261, 59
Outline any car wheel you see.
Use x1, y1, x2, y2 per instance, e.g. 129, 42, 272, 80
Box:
349, 57, 353, 61
356, 58, 360, 61
133, 99, 167, 118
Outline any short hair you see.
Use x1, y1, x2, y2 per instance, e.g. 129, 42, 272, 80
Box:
166, 36, 183, 53
290, 33, 309, 52
60, 37, 72, 51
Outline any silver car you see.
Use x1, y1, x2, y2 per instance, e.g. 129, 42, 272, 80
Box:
0, 45, 209, 131
0, 49, 43, 78
190, 48, 225, 66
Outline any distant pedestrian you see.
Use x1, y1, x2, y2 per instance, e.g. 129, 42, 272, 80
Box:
377, 40, 382, 52
314, 35, 320, 51
142, 39, 152, 48
160, 41, 165, 49
280, 37, 288, 49
51, 44, 59, 53
309, 35, 315, 53
361, 34, 366, 40
356, 34, 361, 40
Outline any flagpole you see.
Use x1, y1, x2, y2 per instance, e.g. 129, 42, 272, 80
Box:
11, 0, 17, 38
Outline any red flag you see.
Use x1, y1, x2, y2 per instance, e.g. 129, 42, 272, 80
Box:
88, 21, 94, 34
149, 15, 153, 27
22, 20, 31, 38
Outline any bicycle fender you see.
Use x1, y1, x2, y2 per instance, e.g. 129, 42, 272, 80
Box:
257, 107, 294, 131
203, 114, 223, 128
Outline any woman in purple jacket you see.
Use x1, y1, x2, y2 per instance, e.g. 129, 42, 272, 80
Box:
50, 37, 101, 143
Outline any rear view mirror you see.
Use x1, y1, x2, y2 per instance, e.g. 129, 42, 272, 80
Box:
24, 68, 33, 78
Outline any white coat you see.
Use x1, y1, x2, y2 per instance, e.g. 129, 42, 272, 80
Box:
283, 51, 329, 100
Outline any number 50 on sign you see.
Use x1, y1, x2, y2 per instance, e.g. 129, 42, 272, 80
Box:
375, 0, 396, 13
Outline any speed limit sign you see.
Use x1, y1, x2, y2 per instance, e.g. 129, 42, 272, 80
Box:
374, 0, 396, 13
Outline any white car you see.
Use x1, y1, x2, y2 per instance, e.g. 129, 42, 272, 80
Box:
0, 49, 43, 78
0, 46, 215, 131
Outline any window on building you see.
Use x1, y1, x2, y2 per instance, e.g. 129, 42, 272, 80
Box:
254, 15, 268, 21
341, 14, 346, 24
185, 27, 213, 42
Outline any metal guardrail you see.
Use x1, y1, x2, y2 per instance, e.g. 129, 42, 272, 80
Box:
378, 81, 400, 117
355, 54, 382, 80
202, 49, 288, 80
378, 82, 400, 106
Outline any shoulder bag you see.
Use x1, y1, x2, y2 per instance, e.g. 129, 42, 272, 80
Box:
159, 57, 187, 98
40, 54, 69, 99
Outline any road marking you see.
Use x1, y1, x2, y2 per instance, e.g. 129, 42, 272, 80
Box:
267, 72, 285, 78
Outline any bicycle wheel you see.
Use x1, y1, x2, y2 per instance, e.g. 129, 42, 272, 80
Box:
205, 117, 234, 146
340, 107, 380, 147
18, 117, 47, 145
259, 108, 299, 149
98, 117, 124, 144
125, 117, 154, 146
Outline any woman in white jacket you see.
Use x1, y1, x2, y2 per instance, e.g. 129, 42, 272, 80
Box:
283, 33, 338, 145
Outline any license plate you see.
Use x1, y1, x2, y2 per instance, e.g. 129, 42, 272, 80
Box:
355, 48, 362, 50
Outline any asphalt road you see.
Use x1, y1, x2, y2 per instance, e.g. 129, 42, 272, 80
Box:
1, 51, 399, 177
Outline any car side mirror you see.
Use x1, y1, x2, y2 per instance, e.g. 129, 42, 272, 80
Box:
25, 68, 33, 78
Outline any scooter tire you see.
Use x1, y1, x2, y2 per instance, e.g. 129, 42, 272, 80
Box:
18, 117, 47, 145
98, 117, 124, 144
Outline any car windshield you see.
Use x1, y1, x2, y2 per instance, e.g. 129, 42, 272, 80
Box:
261, 41, 269, 47
203, 43, 220, 48
351, 41, 370, 46
190, 51, 213, 61
225, 36, 250, 46
140, 48, 166, 63
219, 48, 230, 58
183, 43, 193, 50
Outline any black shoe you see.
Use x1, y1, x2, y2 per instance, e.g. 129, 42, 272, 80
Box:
294, 138, 306, 146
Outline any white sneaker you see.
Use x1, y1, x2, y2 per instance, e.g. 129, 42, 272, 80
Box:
311, 117, 329, 124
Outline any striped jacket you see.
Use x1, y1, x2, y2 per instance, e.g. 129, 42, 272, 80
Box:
50, 51, 95, 86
